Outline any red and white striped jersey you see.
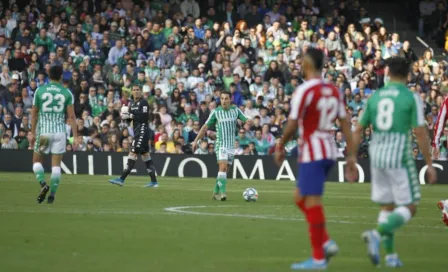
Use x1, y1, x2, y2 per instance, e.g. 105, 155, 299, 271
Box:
289, 78, 347, 163
433, 96, 448, 148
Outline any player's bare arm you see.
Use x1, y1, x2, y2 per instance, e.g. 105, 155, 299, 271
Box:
275, 119, 297, 166
340, 116, 358, 182
67, 104, 78, 146
192, 124, 209, 152
30, 105, 39, 146
415, 126, 437, 184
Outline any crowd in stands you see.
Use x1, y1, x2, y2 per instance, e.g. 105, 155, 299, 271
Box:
0, 0, 446, 160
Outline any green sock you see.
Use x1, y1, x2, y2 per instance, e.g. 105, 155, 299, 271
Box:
217, 172, 227, 194
35, 170, 45, 185
382, 233, 395, 255
50, 173, 61, 196
377, 208, 410, 235
213, 180, 220, 194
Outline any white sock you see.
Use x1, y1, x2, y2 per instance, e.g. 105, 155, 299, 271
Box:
378, 210, 392, 224
394, 206, 412, 223
32, 162, 44, 173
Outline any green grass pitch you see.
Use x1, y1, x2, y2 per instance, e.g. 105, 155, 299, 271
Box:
1, 172, 448, 272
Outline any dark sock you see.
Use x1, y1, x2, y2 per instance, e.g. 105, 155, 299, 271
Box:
144, 159, 157, 183
120, 158, 136, 180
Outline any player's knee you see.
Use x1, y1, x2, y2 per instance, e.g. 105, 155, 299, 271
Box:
32, 162, 44, 173
128, 153, 138, 160
141, 153, 151, 162
305, 195, 322, 208
51, 166, 61, 178
407, 204, 417, 217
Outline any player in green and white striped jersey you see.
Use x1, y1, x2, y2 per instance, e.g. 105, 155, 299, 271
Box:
31, 66, 78, 204
192, 91, 251, 201
353, 57, 437, 267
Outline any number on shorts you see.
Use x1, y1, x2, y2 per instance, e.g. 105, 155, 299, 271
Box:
42, 93, 66, 113
317, 95, 338, 130
376, 98, 395, 130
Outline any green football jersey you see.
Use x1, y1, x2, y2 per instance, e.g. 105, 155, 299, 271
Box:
33, 82, 74, 134
206, 106, 249, 150
359, 82, 425, 168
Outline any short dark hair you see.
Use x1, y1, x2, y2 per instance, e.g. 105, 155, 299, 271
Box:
220, 91, 231, 98
386, 57, 410, 79
49, 65, 63, 81
304, 48, 325, 71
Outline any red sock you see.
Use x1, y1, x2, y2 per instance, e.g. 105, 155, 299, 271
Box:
297, 200, 330, 243
306, 205, 326, 261
295, 199, 306, 213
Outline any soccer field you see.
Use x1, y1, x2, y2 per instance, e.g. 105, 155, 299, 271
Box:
1, 173, 447, 272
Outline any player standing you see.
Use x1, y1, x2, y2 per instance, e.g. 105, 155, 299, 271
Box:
274, 48, 357, 270
109, 85, 158, 187
31, 65, 78, 204
192, 91, 251, 201
353, 57, 437, 267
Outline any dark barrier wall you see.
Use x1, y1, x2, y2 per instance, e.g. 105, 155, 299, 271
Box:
0, 150, 446, 184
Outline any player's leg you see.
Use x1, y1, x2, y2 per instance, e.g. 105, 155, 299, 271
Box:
109, 152, 138, 186
33, 133, 51, 203
212, 148, 229, 200
376, 167, 420, 267
45, 132, 67, 203
142, 152, 159, 187
291, 160, 333, 270
362, 167, 393, 266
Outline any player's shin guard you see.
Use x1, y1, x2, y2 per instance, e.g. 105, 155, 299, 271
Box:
143, 156, 157, 183
377, 206, 412, 235
120, 156, 137, 181
33, 162, 46, 187
50, 167, 61, 196
217, 172, 227, 193
378, 210, 395, 254
306, 205, 326, 261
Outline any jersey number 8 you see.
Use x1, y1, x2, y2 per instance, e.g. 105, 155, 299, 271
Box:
42, 93, 66, 113
376, 98, 395, 130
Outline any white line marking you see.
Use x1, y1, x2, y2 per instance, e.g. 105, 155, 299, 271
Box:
164, 205, 446, 229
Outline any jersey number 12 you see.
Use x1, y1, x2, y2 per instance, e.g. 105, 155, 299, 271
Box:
317, 96, 338, 130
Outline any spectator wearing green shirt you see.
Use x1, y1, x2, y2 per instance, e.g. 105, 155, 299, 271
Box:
236, 128, 253, 146
222, 67, 234, 91
176, 104, 199, 124
253, 129, 270, 155
133, 71, 147, 88
34, 28, 54, 53
92, 99, 107, 117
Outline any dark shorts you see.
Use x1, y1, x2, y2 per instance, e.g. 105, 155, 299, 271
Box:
297, 159, 335, 196
131, 132, 149, 154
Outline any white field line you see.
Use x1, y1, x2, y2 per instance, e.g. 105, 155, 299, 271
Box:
164, 205, 447, 230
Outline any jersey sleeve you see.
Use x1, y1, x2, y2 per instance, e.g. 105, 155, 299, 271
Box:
411, 93, 425, 128
205, 109, 217, 127
237, 107, 249, 122
66, 89, 74, 106
33, 87, 42, 108
289, 86, 307, 120
358, 98, 371, 127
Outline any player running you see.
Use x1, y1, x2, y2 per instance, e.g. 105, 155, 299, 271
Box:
192, 91, 251, 201
274, 48, 358, 270
31, 65, 78, 204
353, 57, 437, 267
109, 85, 158, 187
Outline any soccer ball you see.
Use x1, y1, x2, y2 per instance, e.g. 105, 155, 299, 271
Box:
243, 188, 258, 202
438, 200, 448, 226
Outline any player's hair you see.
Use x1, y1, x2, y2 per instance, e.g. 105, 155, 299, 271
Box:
49, 65, 63, 81
386, 57, 410, 79
304, 48, 325, 71
220, 91, 231, 98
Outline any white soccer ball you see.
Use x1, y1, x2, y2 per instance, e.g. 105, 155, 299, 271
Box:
243, 188, 258, 202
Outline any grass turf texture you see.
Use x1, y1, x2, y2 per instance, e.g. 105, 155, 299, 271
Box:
0, 173, 447, 272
